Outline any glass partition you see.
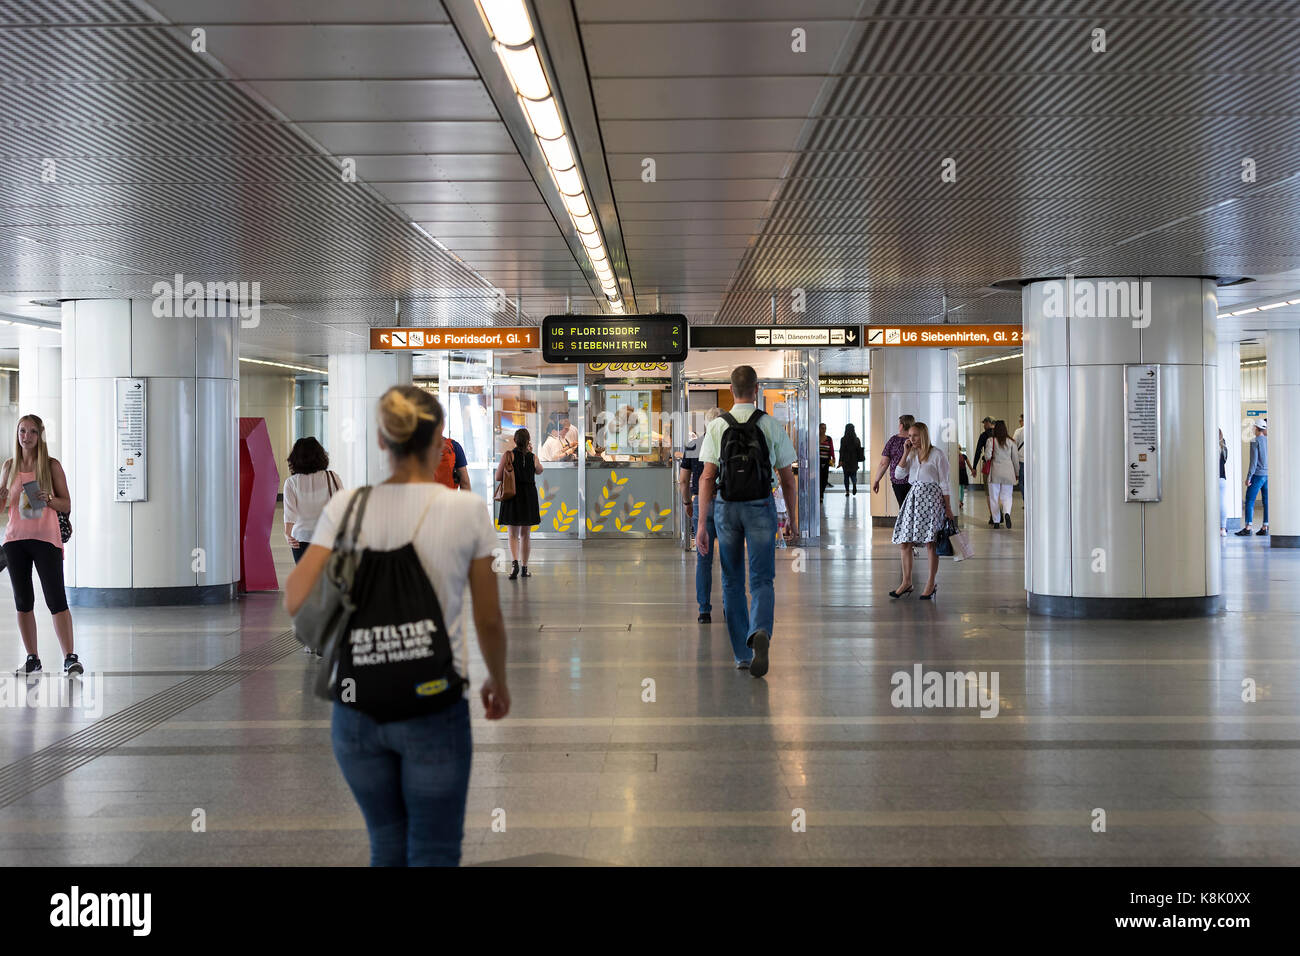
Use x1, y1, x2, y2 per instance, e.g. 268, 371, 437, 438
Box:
583, 364, 677, 537
489, 352, 580, 537
439, 353, 493, 513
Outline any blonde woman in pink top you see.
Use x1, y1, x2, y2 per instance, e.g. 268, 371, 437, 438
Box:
0, 414, 79, 676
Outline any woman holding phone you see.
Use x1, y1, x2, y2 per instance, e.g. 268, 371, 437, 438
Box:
889, 421, 954, 600
0, 414, 80, 675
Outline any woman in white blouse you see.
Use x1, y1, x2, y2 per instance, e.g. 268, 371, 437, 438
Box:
889, 421, 954, 600
283, 437, 342, 563
986, 420, 1020, 529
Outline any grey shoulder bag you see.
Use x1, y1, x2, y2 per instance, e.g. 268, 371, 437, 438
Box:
291, 485, 372, 659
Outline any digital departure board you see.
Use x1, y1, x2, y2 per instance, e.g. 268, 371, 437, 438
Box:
542, 314, 688, 364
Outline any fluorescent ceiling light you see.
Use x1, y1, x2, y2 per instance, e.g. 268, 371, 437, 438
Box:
551, 166, 582, 195
1259, 301, 1286, 310
479, 0, 533, 45
241, 357, 326, 374
539, 135, 575, 171
958, 352, 1023, 371
522, 96, 564, 140
494, 43, 548, 99
1232, 308, 1259, 315
480, 0, 622, 315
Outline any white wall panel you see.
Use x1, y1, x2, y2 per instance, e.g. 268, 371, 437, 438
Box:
131, 378, 196, 588
1069, 365, 1141, 597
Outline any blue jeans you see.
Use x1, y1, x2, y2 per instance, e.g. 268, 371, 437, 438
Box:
331, 698, 472, 866
692, 503, 716, 614
713, 497, 778, 664
1244, 474, 1269, 525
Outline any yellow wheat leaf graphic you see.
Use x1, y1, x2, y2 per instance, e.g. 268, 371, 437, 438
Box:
658, 508, 671, 516
609, 471, 618, 482
601, 486, 609, 500
615, 475, 629, 485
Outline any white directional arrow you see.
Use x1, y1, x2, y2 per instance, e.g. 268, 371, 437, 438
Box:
846, 330, 857, 342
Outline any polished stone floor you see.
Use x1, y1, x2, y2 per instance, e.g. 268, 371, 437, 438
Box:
0, 489, 1296, 866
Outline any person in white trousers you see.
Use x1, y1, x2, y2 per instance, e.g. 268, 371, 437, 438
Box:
986, 420, 1020, 529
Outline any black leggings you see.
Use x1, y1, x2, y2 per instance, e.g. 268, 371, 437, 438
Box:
843, 467, 857, 493
3, 539, 68, 614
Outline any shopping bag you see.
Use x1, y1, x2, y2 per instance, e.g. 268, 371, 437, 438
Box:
951, 530, 975, 561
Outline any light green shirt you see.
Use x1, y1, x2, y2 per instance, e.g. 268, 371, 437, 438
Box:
698, 403, 797, 485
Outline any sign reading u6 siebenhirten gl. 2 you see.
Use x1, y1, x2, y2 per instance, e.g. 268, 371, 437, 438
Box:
542, 315, 688, 364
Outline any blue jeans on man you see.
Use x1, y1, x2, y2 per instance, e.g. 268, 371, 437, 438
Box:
692, 503, 716, 614
1244, 474, 1269, 525
713, 497, 777, 665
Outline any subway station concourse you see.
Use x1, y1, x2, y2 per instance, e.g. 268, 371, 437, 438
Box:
1, 0, 1299, 891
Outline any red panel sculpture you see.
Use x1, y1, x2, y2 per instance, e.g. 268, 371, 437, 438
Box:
239, 417, 280, 592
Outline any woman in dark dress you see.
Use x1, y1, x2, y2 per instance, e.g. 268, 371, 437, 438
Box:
496, 428, 543, 579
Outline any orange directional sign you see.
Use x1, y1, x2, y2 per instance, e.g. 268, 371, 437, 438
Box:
369, 327, 538, 350
865, 325, 1022, 347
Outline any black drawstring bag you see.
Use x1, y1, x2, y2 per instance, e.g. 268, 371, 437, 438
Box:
326, 494, 464, 723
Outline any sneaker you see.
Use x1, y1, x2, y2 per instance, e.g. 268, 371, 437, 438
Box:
1003, 514, 1012, 529
19, 654, 40, 675
736, 660, 751, 670
1234, 528, 1253, 537
697, 612, 711, 624
1257, 528, 1269, 537
63, 653, 83, 677
987, 518, 996, 527
747, 630, 770, 679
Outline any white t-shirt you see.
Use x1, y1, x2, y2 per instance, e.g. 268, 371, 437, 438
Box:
283, 470, 341, 543
894, 446, 951, 495
313, 483, 497, 687
1013, 426, 1025, 453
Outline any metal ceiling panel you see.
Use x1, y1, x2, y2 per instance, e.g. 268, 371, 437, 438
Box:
246, 80, 495, 122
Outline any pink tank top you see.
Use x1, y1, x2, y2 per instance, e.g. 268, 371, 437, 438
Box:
5, 470, 63, 551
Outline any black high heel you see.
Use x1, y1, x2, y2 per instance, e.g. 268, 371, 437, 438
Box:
920, 586, 938, 600
889, 585, 914, 598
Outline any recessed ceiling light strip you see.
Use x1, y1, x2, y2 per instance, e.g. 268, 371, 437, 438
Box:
477, 0, 625, 314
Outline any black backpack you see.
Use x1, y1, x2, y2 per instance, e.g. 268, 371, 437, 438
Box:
717, 410, 773, 502
330, 493, 465, 722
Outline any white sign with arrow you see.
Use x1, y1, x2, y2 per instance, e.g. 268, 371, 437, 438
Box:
115, 377, 147, 502
1123, 364, 1160, 502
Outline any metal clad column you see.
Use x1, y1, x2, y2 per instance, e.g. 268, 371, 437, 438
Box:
868, 348, 959, 525
18, 328, 61, 458
1023, 277, 1221, 616
327, 353, 413, 488
1215, 340, 1243, 532
62, 299, 238, 606
1266, 330, 1300, 546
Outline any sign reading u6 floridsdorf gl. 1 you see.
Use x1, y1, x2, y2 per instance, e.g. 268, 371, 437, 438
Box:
369, 327, 538, 350
542, 314, 688, 364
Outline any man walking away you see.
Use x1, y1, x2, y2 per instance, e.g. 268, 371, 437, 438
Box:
695, 366, 797, 678
872, 415, 916, 505
1237, 420, 1269, 536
